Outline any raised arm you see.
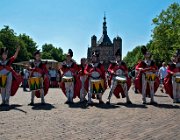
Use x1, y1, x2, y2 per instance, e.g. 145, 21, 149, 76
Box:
14, 46, 20, 59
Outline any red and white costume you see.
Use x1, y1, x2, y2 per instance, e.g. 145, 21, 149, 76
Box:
60, 60, 80, 102
0, 56, 22, 105
135, 60, 159, 103
84, 62, 107, 104
30, 60, 49, 104
77, 64, 87, 102
164, 62, 180, 102
107, 61, 131, 102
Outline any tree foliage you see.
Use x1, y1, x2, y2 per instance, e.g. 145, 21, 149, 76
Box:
123, 2, 180, 68
42, 43, 65, 62
0, 26, 65, 62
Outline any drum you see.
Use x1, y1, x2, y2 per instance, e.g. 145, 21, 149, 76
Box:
115, 76, 127, 84
91, 79, 104, 94
28, 77, 43, 91
0, 74, 7, 88
175, 76, 180, 83
62, 76, 74, 82
145, 73, 156, 81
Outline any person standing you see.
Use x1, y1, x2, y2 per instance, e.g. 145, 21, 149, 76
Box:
23, 68, 29, 91
0, 47, 22, 106
135, 46, 159, 105
106, 49, 132, 104
164, 50, 180, 103
84, 51, 107, 106
158, 62, 167, 93
60, 49, 79, 104
77, 58, 88, 102
29, 50, 49, 105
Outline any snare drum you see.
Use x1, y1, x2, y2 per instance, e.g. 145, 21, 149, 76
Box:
145, 73, 156, 81
91, 79, 104, 94
62, 76, 74, 82
175, 76, 180, 83
0, 74, 7, 88
28, 77, 43, 91
115, 76, 127, 84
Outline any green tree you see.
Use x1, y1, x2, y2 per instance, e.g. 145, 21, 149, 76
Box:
18, 34, 37, 59
150, 2, 180, 62
41, 43, 65, 62
124, 2, 180, 68
0, 26, 29, 62
123, 46, 143, 68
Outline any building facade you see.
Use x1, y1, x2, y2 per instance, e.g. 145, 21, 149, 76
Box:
87, 16, 122, 69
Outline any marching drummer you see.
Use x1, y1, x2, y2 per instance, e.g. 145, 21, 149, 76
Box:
28, 50, 50, 105
164, 49, 180, 103
0, 47, 21, 106
135, 46, 159, 105
78, 58, 88, 102
106, 49, 132, 104
60, 49, 79, 104
84, 51, 107, 106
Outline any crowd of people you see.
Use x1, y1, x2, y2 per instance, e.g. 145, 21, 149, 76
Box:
0, 46, 179, 107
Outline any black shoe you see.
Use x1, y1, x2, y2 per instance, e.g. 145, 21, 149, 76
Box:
150, 101, 158, 105
106, 100, 110, 105
134, 90, 138, 94
41, 102, 46, 105
28, 102, 34, 106
127, 101, 132, 104
69, 101, 74, 104
64, 100, 70, 104
86, 102, 93, 107
142, 101, 147, 105
99, 101, 104, 104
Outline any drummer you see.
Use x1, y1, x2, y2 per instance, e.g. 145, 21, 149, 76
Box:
84, 51, 107, 106
78, 58, 88, 102
60, 49, 79, 104
164, 49, 180, 103
29, 50, 49, 105
135, 46, 159, 105
106, 49, 132, 104
0, 47, 21, 106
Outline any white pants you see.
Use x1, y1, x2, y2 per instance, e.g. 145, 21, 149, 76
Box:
142, 74, 155, 102
80, 76, 87, 101
31, 89, 45, 103
172, 76, 180, 102
0, 70, 12, 104
65, 82, 74, 102
108, 76, 130, 102
87, 78, 103, 103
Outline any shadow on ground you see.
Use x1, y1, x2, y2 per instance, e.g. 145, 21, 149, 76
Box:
30, 103, 55, 110
0, 104, 27, 113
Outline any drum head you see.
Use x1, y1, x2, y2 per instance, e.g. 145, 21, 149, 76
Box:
115, 76, 126, 81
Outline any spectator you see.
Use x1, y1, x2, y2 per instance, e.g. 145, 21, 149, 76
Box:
158, 62, 167, 93
23, 68, 29, 91
49, 67, 57, 87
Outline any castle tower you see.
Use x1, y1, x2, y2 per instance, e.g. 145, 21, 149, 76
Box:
113, 36, 122, 59
87, 15, 122, 69
91, 35, 97, 47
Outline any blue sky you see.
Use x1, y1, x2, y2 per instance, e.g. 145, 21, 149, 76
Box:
0, 0, 179, 62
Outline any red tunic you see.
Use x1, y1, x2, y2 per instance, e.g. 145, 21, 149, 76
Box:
164, 62, 180, 99
0, 56, 22, 96
108, 61, 131, 98
76, 64, 87, 96
84, 62, 107, 98
60, 61, 81, 98
134, 60, 160, 97
30, 61, 50, 98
